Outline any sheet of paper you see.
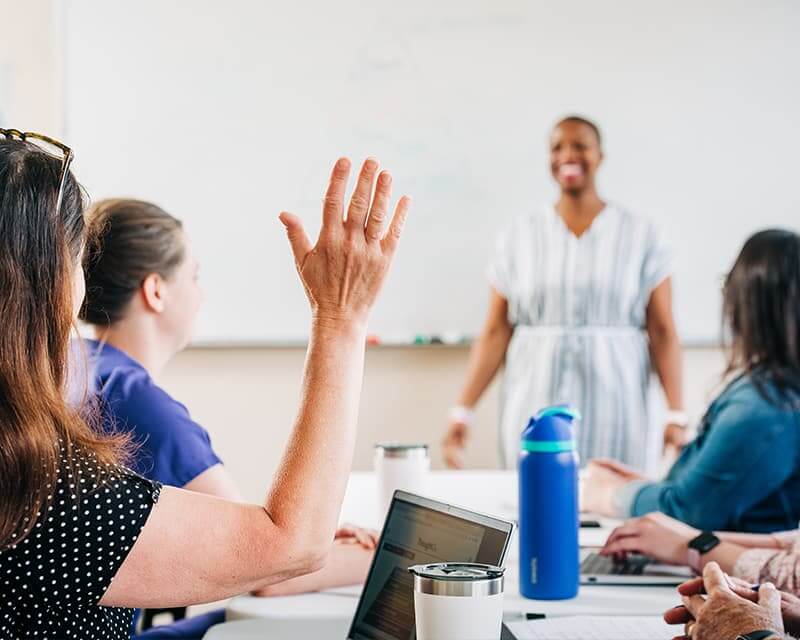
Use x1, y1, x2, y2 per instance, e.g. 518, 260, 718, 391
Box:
506, 615, 675, 639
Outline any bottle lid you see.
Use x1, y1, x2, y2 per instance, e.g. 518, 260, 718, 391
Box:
521, 405, 580, 451
535, 406, 581, 422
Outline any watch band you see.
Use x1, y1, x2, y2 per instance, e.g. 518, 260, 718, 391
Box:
665, 410, 690, 428
448, 405, 475, 426
687, 532, 722, 572
687, 546, 701, 573
736, 631, 780, 640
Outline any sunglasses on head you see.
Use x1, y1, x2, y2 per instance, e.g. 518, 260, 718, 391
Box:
0, 128, 75, 215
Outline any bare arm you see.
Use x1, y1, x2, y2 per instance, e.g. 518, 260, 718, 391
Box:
186, 466, 375, 596
442, 289, 512, 468
252, 540, 374, 597
717, 531, 795, 550
459, 289, 513, 407
646, 278, 686, 449
100, 157, 410, 608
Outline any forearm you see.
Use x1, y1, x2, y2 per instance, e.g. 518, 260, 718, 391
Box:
698, 541, 748, 575
457, 322, 512, 407
649, 324, 684, 412
264, 318, 367, 551
718, 532, 789, 550
252, 541, 373, 597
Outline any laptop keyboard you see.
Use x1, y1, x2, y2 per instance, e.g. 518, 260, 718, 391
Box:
581, 552, 650, 576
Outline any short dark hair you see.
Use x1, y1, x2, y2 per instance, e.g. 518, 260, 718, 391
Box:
723, 228, 800, 406
554, 115, 602, 146
80, 199, 185, 325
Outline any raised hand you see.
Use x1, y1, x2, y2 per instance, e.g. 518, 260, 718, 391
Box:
279, 157, 410, 328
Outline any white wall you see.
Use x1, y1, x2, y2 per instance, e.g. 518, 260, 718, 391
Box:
0, 0, 63, 133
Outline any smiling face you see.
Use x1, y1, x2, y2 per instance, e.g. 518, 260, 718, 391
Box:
549, 119, 603, 196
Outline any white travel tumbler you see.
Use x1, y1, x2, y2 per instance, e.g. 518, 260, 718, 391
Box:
409, 563, 505, 640
374, 443, 430, 518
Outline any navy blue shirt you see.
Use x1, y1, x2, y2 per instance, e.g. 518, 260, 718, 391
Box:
86, 339, 222, 488
622, 375, 800, 533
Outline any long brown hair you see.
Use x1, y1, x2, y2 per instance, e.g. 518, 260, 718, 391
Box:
81, 198, 185, 326
0, 139, 126, 548
723, 228, 800, 407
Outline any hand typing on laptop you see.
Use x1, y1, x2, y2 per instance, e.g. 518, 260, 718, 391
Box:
601, 512, 700, 566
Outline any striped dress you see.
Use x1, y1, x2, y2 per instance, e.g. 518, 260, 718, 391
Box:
489, 204, 672, 472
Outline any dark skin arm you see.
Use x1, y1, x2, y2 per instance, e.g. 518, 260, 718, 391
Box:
646, 278, 687, 451
442, 289, 513, 468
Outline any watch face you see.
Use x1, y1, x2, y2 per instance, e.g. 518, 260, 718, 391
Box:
689, 532, 721, 554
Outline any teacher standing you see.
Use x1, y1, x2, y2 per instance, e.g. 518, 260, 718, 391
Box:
443, 116, 685, 472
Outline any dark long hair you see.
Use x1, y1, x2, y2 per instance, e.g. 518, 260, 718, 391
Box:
723, 229, 800, 406
0, 139, 126, 548
80, 198, 185, 326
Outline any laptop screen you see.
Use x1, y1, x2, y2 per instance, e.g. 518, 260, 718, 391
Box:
348, 492, 513, 640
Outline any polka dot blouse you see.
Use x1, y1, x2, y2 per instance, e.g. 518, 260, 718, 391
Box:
0, 444, 161, 639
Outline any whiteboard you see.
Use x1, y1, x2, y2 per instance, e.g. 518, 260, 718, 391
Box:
64, 0, 800, 344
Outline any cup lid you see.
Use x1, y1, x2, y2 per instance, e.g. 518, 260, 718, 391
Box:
408, 563, 505, 581
408, 563, 505, 597
374, 443, 429, 458
374, 442, 429, 451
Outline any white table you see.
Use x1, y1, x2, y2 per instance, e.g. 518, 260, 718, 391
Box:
216, 472, 682, 638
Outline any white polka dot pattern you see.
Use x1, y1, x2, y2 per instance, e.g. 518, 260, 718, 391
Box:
0, 443, 161, 639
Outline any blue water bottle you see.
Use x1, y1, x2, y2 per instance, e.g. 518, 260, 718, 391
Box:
518, 405, 580, 600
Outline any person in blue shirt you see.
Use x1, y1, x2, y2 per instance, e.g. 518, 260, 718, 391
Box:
583, 229, 800, 534
78, 198, 379, 637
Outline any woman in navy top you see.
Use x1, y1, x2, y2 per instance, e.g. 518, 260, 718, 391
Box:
583, 229, 800, 533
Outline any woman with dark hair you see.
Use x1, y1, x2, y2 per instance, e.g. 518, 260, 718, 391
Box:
0, 129, 410, 638
443, 115, 686, 472
77, 199, 378, 604
584, 229, 800, 534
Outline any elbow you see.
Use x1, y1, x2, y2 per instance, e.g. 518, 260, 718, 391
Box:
282, 533, 332, 578
483, 319, 512, 344
648, 321, 678, 346
297, 544, 330, 576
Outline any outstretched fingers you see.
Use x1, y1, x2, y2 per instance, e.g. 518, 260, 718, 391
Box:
347, 158, 379, 230
323, 157, 352, 231
365, 171, 392, 242
279, 212, 312, 265
381, 195, 411, 256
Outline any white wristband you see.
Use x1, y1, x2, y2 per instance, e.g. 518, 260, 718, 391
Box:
449, 405, 475, 426
665, 410, 690, 428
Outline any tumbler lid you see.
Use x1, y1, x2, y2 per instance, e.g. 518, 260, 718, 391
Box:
409, 563, 505, 597
374, 443, 429, 459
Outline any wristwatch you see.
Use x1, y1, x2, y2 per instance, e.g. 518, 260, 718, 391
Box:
687, 531, 721, 572
735, 631, 781, 640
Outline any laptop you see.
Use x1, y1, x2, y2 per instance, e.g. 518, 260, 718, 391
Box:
344, 490, 516, 640
580, 548, 693, 586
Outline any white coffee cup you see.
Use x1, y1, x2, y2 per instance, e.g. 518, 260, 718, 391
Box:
409, 563, 505, 640
374, 443, 430, 518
